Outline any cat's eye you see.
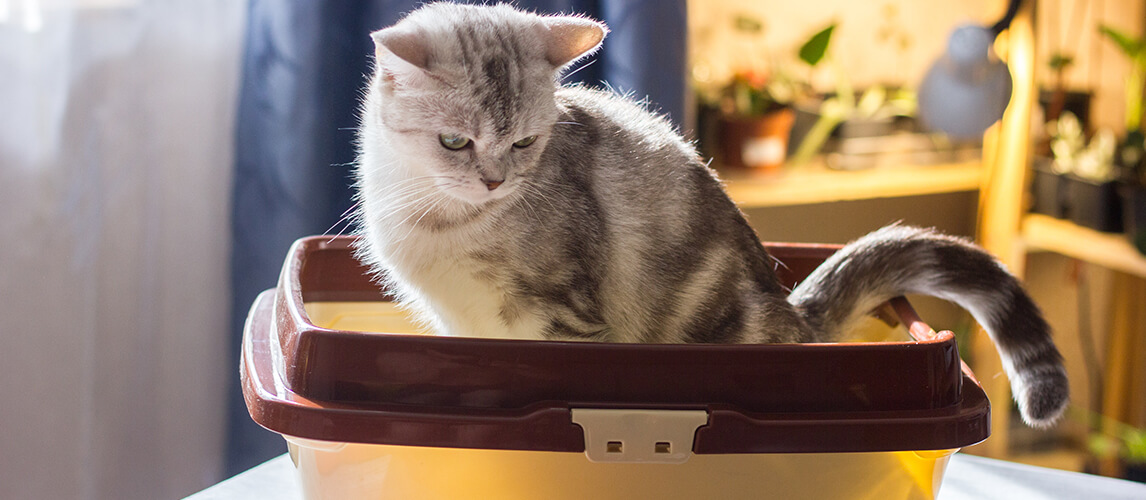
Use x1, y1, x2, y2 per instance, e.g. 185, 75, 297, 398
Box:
512, 135, 538, 148
439, 134, 472, 150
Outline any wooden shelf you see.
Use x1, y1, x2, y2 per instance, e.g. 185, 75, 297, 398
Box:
1021, 214, 1146, 278
720, 160, 983, 208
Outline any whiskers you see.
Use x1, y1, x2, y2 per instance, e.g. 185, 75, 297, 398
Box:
380, 175, 464, 242
357, 172, 562, 243
509, 177, 561, 223
511, 184, 543, 223
560, 58, 597, 84
394, 189, 452, 242
328, 174, 462, 244
323, 201, 363, 243
386, 175, 452, 198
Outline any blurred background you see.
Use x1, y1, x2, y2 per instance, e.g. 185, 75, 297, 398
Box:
2, 0, 1146, 498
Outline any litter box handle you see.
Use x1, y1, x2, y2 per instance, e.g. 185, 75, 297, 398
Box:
570, 408, 709, 465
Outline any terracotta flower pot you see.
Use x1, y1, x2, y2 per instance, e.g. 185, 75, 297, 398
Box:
719, 108, 796, 170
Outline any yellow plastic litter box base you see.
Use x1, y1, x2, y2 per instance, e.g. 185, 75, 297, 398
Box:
294, 300, 955, 499
294, 301, 955, 499
286, 437, 954, 500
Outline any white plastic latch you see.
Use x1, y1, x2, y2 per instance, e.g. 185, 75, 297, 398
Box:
570, 409, 709, 464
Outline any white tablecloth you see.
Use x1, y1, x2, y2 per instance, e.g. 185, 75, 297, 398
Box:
187, 452, 1146, 499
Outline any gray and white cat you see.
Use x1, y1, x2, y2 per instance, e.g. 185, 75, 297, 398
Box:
353, 3, 1067, 427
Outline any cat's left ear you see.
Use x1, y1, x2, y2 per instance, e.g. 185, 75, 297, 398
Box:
372, 26, 429, 70
371, 26, 435, 87
539, 16, 608, 69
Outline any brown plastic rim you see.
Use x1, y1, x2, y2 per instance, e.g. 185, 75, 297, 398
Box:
241, 236, 990, 454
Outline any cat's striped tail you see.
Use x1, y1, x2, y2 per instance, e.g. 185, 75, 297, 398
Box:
787, 224, 1068, 428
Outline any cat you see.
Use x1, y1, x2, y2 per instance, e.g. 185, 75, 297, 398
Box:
352, 2, 1068, 428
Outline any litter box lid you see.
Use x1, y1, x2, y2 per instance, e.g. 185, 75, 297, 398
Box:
241, 236, 990, 454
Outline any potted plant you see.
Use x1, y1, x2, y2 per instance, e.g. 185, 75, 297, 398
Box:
1123, 168, 1146, 253
1036, 112, 1124, 232
697, 14, 802, 171
715, 69, 798, 170
786, 22, 917, 166
1040, 53, 1093, 128
1098, 24, 1146, 251
1087, 413, 1146, 483
1038, 0, 1095, 135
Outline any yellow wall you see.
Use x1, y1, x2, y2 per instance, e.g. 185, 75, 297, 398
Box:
689, 0, 1145, 130
689, 0, 1004, 95
1035, 0, 1146, 131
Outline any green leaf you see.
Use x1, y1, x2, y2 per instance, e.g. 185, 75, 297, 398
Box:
1099, 24, 1145, 58
733, 14, 764, 34
1122, 428, 1146, 463
856, 86, 886, 118
799, 23, 837, 67
1088, 434, 1121, 459
1049, 53, 1074, 71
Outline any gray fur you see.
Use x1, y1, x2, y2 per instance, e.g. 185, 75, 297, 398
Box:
354, 3, 1067, 427
788, 225, 1069, 425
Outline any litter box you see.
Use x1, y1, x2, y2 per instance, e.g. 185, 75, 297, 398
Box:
241, 236, 990, 500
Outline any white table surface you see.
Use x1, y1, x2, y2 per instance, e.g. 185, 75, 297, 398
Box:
187, 452, 1146, 499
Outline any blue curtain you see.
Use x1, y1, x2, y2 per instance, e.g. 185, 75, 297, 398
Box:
227, 0, 686, 475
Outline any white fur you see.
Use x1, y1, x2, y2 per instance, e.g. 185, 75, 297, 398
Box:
355, 4, 613, 340
357, 103, 546, 339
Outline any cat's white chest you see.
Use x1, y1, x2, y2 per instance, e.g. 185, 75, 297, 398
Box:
385, 233, 546, 340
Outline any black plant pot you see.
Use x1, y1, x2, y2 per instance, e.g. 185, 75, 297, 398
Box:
1030, 159, 1067, 218
1064, 175, 1123, 232
1125, 462, 1146, 484
1038, 90, 1093, 129
1120, 183, 1146, 255
836, 116, 897, 139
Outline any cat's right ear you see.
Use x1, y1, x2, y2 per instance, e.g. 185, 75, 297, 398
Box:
539, 16, 608, 70
371, 27, 432, 87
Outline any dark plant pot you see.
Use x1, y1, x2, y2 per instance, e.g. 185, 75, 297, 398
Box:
1038, 89, 1093, 128
1064, 175, 1123, 232
1125, 462, 1146, 484
836, 116, 897, 139
1030, 158, 1066, 218
1120, 183, 1146, 255
719, 109, 797, 170
789, 103, 916, 150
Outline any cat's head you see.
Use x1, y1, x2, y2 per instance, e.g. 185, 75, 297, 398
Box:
363, 3, 606, 206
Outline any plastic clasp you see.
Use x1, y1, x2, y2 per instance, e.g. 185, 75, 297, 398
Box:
570, 409, 709, 464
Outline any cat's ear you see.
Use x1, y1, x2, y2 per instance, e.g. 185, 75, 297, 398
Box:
539, 16, 608, 69
371, 26, 433, 86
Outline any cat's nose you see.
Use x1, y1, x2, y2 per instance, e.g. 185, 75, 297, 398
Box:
483, 179, 504, 190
